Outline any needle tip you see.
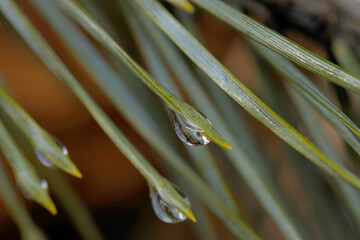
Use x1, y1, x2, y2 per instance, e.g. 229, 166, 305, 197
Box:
186, 209, 197, 222
69, 167, 83, 178
181, 2, 195, 13
43, 199, 57, 215
222, 142, 232, 149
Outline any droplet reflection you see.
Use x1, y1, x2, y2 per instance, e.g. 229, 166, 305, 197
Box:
35, 135, 68, 169
40, 178, 48, 191
150, 184, 190, 224
168, 108, 211, 146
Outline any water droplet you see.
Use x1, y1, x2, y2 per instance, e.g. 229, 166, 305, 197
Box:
17, 173, 49, 200
35, 149, 54, 168
150, 184, 190, 223
52, 136, 69, 156
168, 108, 211, 146
35, 135, 68, 168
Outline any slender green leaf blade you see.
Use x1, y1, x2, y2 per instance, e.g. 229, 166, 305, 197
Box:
288, 86, 360, 230
297, 87, 360, 157
120, 0, 239, 213
252, 44, 360, 158
0, 157, 47, 240
53, 0, 231, 150
0, 119, 57, 215
135, 0, 360, 191
332, 37, 360, 76
190, 0, 360, 94
253, 38, 360, 156
0, 88, 82, 178
253, 42, 360, 138
0, 0, 195, 222
26, 1, 260, 237
331, 36, 360, 117
254, 56, 346, 240
34, 161, 105, 240
131, 4, 307, 239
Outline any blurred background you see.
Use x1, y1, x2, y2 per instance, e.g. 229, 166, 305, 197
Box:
0, 0, 359, 239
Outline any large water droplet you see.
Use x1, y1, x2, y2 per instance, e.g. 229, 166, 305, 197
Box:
35, 135, 68, 169
150, 184, 190, 223
168, 108, 211, 146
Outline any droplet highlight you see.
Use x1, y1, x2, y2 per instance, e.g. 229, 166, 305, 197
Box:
35, 135, 68, 169
40, 178, 48, 191
150, 184, 191, 223
168, 108, 211, 146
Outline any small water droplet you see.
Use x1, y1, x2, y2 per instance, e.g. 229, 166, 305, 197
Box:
35, 135, 68, 169
168, 108, 211, 146
149, 184, 190, 223
52, 137, 69, 156
17, 173, 49, 200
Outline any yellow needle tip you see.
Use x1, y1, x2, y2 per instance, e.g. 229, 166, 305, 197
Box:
73, 169, 83, 178
223, 142, 232, 149
68, 166, 83, 178
186, 209, 197, 222
43, 199, 58, 215
217, 140, 232, 149
181, 2, 195, 13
